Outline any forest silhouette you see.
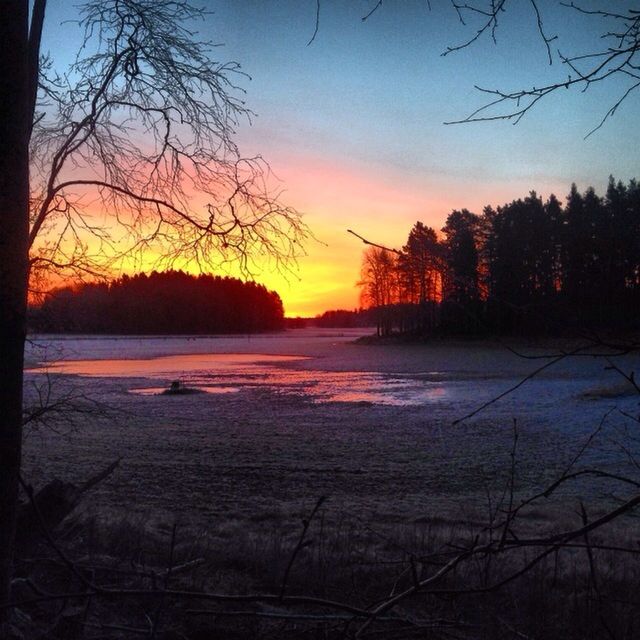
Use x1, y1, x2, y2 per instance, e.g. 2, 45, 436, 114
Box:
359, 177, 640, 337
31, 271, 285, 334
31, 177, 640, 338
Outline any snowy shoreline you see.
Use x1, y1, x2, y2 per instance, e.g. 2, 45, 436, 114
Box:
22, 328, 640, 539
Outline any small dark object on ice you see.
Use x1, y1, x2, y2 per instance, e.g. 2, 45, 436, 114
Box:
162, 380, 204, 395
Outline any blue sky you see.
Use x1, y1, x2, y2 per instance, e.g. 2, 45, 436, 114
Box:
40, 1, 640, 314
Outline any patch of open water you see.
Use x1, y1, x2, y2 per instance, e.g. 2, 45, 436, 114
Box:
24, 330, 640, 415
29, 352, 452, 406
21, 332, 640, 525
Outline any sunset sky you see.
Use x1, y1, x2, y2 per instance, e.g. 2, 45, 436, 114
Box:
41, 1, 639, 316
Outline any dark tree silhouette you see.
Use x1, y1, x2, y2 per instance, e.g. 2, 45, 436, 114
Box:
358, 247, 398, 337
570, 178, 640, 325
314, 308, 376, 328
486, 192, 561, 331
399, 222, 443, 333
0, 2, 32, 621
0, 0, 309, 619
356, 178, 640, 337
32, 271, 285, 334
441, 209, 481, 332
562, 184, 590, 311
602, 177, 640, 312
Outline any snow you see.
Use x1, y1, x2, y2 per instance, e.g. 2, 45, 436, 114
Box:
22, 328, 640, 535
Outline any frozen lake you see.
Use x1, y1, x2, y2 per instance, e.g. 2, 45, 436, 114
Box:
22, 328, 640, 536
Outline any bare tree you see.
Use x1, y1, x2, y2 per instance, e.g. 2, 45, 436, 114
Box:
0, 0, 310, 624
358, 247, 399, 336
442, 1, 640, 134
356, 1, 640, 135
29, 0, 308, 283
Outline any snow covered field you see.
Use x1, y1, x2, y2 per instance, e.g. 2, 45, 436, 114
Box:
22, 329, 640, 537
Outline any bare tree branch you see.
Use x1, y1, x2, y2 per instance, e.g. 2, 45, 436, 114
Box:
445, 2, 640, 131
29, 0, 310, 288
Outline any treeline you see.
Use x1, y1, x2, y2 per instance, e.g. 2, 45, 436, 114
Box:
314, 309, 376, 328
30, 271, 285, 334
359, 177, 640, 336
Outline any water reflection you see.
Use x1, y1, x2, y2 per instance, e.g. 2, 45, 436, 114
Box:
165, 369, 449, 406
28, 352, 449, 406
33, 353, 307, 376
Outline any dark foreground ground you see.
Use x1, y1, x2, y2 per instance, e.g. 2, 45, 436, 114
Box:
12, 330, 640, 638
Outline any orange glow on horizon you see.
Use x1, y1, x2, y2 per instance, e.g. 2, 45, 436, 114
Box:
31, 152, 570, 318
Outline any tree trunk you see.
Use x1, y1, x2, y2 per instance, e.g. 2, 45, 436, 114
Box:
0, 0, 30, 626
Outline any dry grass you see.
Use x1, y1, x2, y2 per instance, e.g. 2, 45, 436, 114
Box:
12, 502, 640, 639
16, 334, 640, 637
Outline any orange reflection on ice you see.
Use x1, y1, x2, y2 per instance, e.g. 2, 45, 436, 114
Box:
27, 353, 308, 377
28, 352, 450, 407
